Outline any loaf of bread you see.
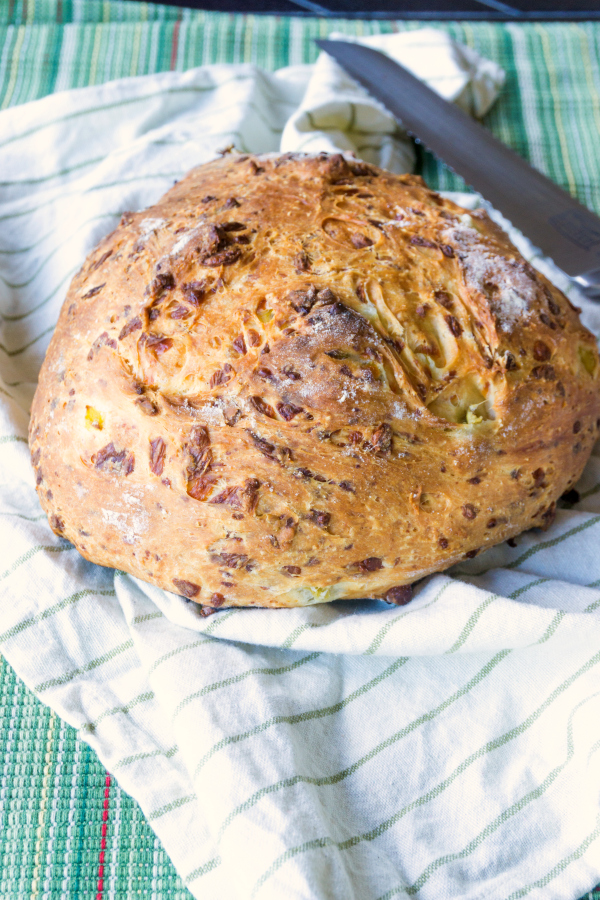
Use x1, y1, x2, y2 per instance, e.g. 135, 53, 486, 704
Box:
29, 151, 600, 611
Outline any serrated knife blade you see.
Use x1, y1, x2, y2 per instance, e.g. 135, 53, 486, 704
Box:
316, 39, 600, 299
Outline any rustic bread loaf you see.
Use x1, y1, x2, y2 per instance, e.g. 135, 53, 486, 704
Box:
29, 151, 600, 611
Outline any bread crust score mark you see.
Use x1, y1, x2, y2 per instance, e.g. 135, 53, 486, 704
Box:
29, 151, 600, 611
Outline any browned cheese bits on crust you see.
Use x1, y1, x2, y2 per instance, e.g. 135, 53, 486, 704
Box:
29, 152, 600, 609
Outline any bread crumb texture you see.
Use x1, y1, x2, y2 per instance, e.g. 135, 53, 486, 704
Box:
29, 152, 600, 610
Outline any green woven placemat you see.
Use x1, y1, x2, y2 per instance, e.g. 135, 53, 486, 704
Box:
1, 3, 599, 897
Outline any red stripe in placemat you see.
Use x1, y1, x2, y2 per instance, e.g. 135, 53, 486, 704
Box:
96, 772, 111, 900
170, 21, 181, 71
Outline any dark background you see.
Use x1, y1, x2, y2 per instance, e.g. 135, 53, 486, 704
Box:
140, 0, 600, 19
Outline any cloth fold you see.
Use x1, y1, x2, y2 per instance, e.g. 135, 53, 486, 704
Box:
281, 29, 504, 171
1, 29, 600, 900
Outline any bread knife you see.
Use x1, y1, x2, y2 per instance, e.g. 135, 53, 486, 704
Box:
316, 39, 600, 301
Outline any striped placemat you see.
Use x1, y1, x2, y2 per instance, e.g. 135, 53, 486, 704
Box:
1, 3, 599, 898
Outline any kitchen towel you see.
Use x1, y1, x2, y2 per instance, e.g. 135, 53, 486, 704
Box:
2, 28, 600, 900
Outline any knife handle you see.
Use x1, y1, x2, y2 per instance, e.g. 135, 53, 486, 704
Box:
573, 269, 600, 303
574, 269, 600, 302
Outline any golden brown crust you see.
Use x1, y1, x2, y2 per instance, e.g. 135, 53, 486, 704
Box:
29, 151, 600, 610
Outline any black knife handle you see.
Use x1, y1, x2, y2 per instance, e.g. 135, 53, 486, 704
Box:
574, 269, 600, 302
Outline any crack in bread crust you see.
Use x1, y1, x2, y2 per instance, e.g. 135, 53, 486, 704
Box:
29, 152, 600, 610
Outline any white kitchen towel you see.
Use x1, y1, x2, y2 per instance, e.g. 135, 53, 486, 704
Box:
281, 29, 504, 170
1, 29, 600, 900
